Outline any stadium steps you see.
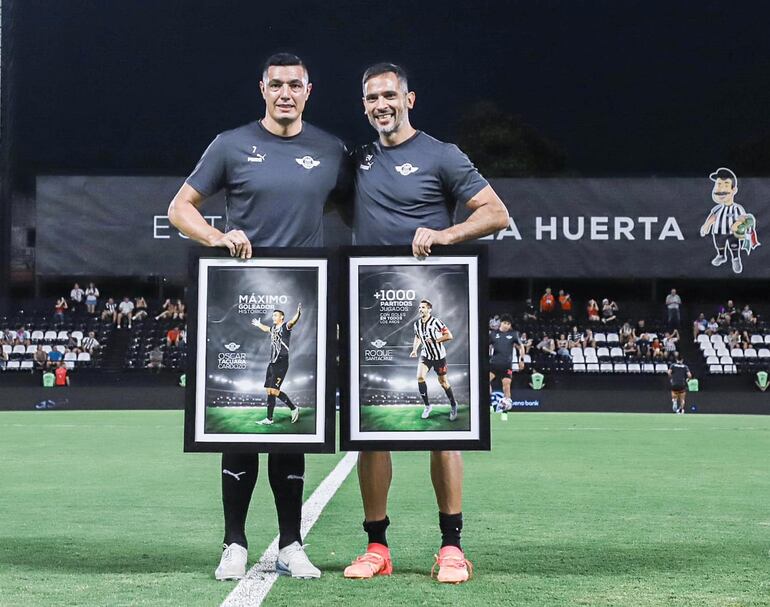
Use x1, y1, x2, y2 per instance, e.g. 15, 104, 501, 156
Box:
102, 327, 132, 371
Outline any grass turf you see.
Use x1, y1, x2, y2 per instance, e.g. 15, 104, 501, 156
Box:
205, 406, 316, 434
2, 411, 769, 606
360, 404, 470, 432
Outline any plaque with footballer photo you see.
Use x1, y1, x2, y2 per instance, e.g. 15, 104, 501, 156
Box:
341, 246, 490, 451
184, 249, 336, 453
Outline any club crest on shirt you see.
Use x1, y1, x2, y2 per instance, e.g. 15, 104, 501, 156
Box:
295, 155, 321, 170
395, 162, 419, 176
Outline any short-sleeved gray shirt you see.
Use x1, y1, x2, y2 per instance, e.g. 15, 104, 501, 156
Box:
352, 131, 488, 245
186, 121, 349, 247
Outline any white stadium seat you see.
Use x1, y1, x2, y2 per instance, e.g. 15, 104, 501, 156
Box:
42, 345, 52, 353
744, 348, 758, 359
699, 341, 710, 351
77, 352, 91, 362
586, 363, 600, 372
710, 334, 724, 344
2, 344, 11, 356
610, 347, 624, 359
719, 356, 732, 365
523, 355, 532, 364
12, 345, 26, 356
64, 352, 77, 362
765, 335, 770, 345
709, 364, 723, 374
570, 346, 583, 357
757, 348, 770, 359
716, 347, 730, 357
31, 330, 44, 342
730, 349, 744, 358
597, 347, 610, 359
572, 351, 585, 363
57, 331, 69, 342
642, 363, 655, 373
20, 360, 34, 370
627, 363, 641, 373
751, 334, 764, 345
594, 333, 606, 343
705, 356, 719, 365
573, 363, 586, 372
600, 363, 613, 373
607, 333, 619, 344
697, 334, 710, 344
6, 360, 21, 370
702, 348, 716, 358
613, 363, 627, 373
70, 331, 84, 345
65, 361, 75, 370
44, 330, 57, 341
55, 345, 66, 354
655, 363, 668, 373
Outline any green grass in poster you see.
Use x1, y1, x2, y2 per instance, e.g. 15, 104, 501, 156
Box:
360, 404, 470, 432
204, 406, 316, 434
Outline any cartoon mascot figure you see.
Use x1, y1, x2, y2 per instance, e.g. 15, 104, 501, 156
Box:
700, 167, 760, 274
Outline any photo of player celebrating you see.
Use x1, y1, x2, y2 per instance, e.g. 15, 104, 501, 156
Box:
252, 303, 302, 425
410, 299, 459, 421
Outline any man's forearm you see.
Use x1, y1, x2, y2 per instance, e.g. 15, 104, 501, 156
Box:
443, 206, 508, 244
168, 197, 222, 246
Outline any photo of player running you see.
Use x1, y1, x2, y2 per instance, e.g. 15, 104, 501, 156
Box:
668, 353, 692, 414
252, 303, 302, 425
488, 314, 525, 411
410, 299, 459, 421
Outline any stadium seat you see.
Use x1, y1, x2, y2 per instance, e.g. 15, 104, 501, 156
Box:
597, 347, 610, 361
744, 348, 758, 359
6, 361, 20, 371
44, 330, 57, 341
573, 363, 586, 372
586, 363, 600, 372
607, 333, 619, 344
654, 363, 668, 373
31, 330, 44, 342
54, 345, 66, 354
709, 364, 723, 374
627, 362, 641, 373
523, 355, 532, 364
41, 345, 52, 353
600, 362, 613, 373
696, 334, 710, 345
750, 334, 764, 345
2, 344, 12, 357
719, 355, 732, 365
11, 345, 25, 359
613, 363, 627, 373
63, 352, 77, 362
705, 355, 719, 365
731, 348, 744, 358
56, 330, 69, 342
642, 363, 655, 373
710, 334, 724, 344
699, 341, 711, 351
594, 333, 607, 344
765, 335, 770, 345
70, 330, 83, 344
610, 347, 624, 360
703, 347, 716, 358
77, 352, 91, 363
570, 346, 583, 358
758, 348, 770, 359
572, 350, 585, 363
20, 360, 33, 370
716, 347, 730, 357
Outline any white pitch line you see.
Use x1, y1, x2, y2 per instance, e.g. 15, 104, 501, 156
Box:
220, 451, 358, 607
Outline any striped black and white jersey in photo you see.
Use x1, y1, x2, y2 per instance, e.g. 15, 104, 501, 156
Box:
709, 203, 746, 235
269, 323, 292, 363
414, 316, 449, 360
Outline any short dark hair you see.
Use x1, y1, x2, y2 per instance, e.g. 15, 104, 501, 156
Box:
262, 53, 308, 81
500, 314, 513, 324
274, 309, 285, 318
420, 299, 433, 309
709, 167, 737, 189
362, 62, 408, 92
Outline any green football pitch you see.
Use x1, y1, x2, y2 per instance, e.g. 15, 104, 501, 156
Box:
205, 407, 316, 435
2, 411, 769, 607
360, 404, 470, 431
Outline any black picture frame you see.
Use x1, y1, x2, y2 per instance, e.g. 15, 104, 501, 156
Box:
340, 245, 491, 451
184, 247, 337, 453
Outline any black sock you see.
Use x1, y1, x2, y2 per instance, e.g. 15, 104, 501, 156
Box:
363, 516, 390, 547
443, 385, 457, 407
418, 381, 429, 406
221, 452, 259, 548
439, 511, 463, 549
278, 391, 296, 410
268, 453, 305, 549
266, 394, 276, 420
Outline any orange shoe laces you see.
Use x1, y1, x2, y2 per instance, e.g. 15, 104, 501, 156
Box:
350, 552, 387, 574
431, 553, 473, 579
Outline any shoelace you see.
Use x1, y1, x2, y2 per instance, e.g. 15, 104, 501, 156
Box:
350, 552, 385, 573
431, 554, 473, 580
221, 544, 236, 563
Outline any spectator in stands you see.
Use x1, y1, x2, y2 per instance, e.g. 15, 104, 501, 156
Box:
619, 322, 633, 342
117, 296, 135, 329
519, 332, 533, 354
16, 326, 31, 346
54, 361, 70, 387
155, 298, 176, 321
132, 297, 149, 322
650, 337, 663, 360
488, 315, 501, 331
581, 328, 596, 349
539, 288, 556, 319
623, 335, 639, 358
558, 290, 573, 322
556, 334, 571, 361
167, 325, 182, 347
692, 313, 708, 341
85, 282, 100, 315
70, 283, 84, 313
665, 289, 682, 327
174, 300, 186, 321
536, 333, 556, 356
741, 304, 758, 327
67, 334, 81, 353
101, 298, 117, 323
179, 326, 187, 345
600, 299, 618, 324
586, 298, 600, 322
636, 330, 651, 359
148, 346, 164, 369
48, 348, 63, 365
706, 316, 719, 335
663, 330, 679, 360
567, 326, 582, 348
718, 300, 738, 327
0, 345, 8, 366
80, 331, 100, 354
523, 299, 537, 321
33, 345, 48, 370
54, 297, 68, 323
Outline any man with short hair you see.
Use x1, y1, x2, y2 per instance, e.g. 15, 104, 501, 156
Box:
665, 289, 681, 327
344, 62, 508, 584
489, 314, 524, 410
168, 53, 349, 582
117, 297, 135, 329
668, 353, 692, 414
81, 331, 100, 355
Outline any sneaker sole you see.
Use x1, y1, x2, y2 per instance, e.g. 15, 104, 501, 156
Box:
215, 573, 244, 581
276, 561, 321, 579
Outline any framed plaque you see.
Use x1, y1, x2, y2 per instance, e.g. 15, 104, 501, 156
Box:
184, 248, 336, 453
341, 246, 490, 451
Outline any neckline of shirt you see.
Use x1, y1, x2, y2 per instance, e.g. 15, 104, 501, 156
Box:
376, 130, 422, 151
256, 119, 306, 141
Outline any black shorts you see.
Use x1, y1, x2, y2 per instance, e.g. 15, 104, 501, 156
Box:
671, 384, 686, 396
420, 356, 448, 375
490, 364, 513, 378
265, 359, 289, 390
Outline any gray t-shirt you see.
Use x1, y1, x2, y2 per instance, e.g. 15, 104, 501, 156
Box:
186, 121, 349, 247
352, 131, 488, 245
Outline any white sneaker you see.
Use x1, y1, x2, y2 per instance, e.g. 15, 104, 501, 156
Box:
291, 408, 300, 423
256, 418, 274, 425
502, 397, 513, 411
449, 404, 458, 421
421, 405, 432, 419
276, 542, 321, 579
215, 543, 248, 581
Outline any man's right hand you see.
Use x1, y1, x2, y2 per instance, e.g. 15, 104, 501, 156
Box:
211, 230, 252, 259
410, 350, 418, 358
251, 318, 262, 328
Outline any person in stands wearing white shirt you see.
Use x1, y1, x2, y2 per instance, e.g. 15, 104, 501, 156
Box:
117, 297, 135, 329
70, 283, 85, 313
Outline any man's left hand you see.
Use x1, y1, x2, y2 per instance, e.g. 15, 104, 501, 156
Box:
412, 227, 451, 258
